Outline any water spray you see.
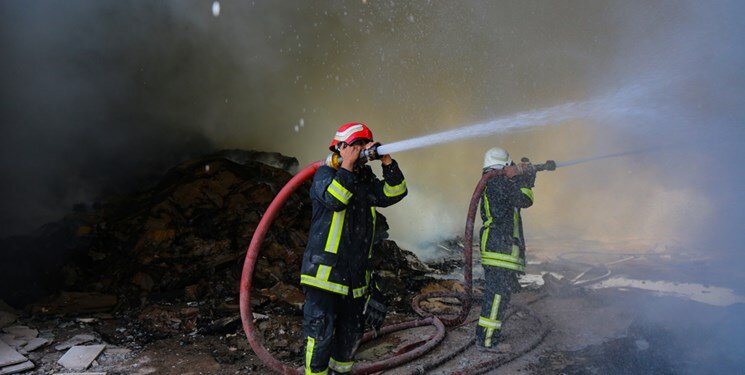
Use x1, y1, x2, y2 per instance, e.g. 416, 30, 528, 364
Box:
555, 147, 660, 168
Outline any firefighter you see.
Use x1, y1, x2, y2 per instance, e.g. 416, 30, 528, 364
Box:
301, 122, 407, 375
476, 146, 536, 351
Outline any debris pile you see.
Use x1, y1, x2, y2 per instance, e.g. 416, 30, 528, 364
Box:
0, 150, 439, 373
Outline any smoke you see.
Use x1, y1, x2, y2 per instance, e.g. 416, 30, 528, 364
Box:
2, 0, 744, 264
2, 1, 743, 256
2, 0, 744, 370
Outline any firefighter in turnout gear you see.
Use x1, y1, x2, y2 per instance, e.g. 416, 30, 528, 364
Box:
301, 123, 407, 375
476, 146, 536, 350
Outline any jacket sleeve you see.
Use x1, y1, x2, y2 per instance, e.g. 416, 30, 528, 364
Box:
311, 166, 356, 212
370, 160, 408, 207
511, 177, 534, 209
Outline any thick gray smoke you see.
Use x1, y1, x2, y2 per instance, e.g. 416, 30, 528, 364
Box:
1, 0, 744, 371
2, 2, 743, 261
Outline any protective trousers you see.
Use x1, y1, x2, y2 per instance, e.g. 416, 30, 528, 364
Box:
303, 286, 366, 375
475, 265, 518, 348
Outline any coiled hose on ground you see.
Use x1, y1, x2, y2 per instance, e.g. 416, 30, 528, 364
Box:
240, 164, 545, 374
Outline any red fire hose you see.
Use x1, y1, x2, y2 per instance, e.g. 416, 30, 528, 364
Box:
411, 169, 506, 324
239, 161, 445, 374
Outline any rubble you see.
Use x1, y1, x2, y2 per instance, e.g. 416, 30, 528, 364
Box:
0, 150, 441, 373
32, 292, 118, 315
416, 280, 467, 315
55, 334, 97, 351
58, 344, 106, 370
0, 340, 27, 368
20, 337, 49, 353
0, 360, 34, 375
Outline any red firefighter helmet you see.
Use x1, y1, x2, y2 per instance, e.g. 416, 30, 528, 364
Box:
329, 122, 374, 151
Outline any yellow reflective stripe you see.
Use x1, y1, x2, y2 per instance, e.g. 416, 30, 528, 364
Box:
329, 357, 354, 373
481, 227, 490, 253
481, 191, 493, 251
478, 316, 502, 329
305, 367, 328, 375
301, 275, 349, 295
305, 337, 329, 375
483, 191, 493, 227
490, 294, 502, 320
481, 258, 526, 272
352, 285, 368, 298
521, 187, 534, 202
485, 294, 502, 347
368, 208, 376, 259
482, 251, 525, 265
324, 210, 345, 254
512, 209, 521, 257
383, 180, 407, 197
317, 265, 331, 280
327, 179, 353, 205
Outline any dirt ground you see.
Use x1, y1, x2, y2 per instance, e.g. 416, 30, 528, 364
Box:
5, 245, 743, 375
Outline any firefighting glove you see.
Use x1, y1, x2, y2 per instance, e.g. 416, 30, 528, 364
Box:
364, 273, 387, 336
516, 158, 537, 188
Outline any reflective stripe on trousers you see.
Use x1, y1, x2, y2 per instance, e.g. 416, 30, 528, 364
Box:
479, 294, 502, 347
305, 336, 329, 375
329, 357, 354, 373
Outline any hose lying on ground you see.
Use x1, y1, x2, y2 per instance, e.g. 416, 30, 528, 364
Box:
240, 164, 548, 374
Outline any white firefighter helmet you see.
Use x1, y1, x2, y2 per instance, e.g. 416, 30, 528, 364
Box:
483, 147, 512, 169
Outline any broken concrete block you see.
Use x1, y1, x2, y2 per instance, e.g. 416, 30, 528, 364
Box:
52, 373, 106, 375
0, 340, 27, 367
0, 335, 25, 350
57, 345, 105, 370
21, 337, 49, 352
1, 326, 37, 340
55, 334, 96, 351
0, 360, 34, 375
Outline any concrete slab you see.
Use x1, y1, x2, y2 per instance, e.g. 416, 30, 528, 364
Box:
55, 334, 96, 351
0, 360, 35, 375
0, 335, 25, 350
2, 326, 37, 340
22, 337, 49, 352
0, 340, 27, 367
57, 345, 105, 370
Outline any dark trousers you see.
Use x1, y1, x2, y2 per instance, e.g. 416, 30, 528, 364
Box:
303, 287, 365, 374
475, 266, 518, 348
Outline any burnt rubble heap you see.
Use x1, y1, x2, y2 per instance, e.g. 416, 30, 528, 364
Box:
0, 150, 434, 373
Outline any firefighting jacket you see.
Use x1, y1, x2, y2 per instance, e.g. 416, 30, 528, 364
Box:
300, 160, 407, 298
479, 173, 534, 272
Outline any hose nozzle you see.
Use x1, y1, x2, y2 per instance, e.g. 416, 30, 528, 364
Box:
535, 160, 557, 171
515, 157, 557, 174
325, 143, 383, 170
360, 143, 382, 162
